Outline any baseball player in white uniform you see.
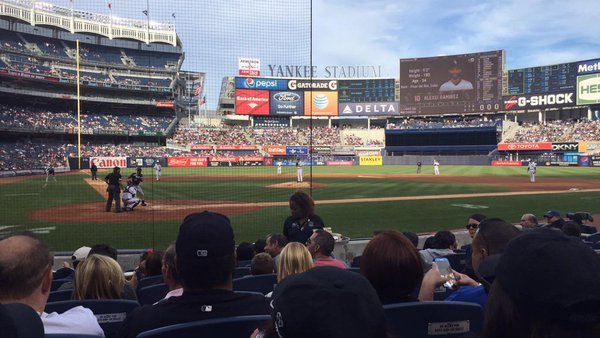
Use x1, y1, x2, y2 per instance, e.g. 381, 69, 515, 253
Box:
433, 160, 440, 175
296, 160, 303, 183
528, 161, 537, 183
153, 161, 161, 181
122, 181, 141, 211
277, 161, 282, 175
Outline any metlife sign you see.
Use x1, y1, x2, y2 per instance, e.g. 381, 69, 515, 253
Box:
338, 102, 400, 116
502, 92, 575, 110
235, 77, 288, 90
577, 59, 600, 75
577, 74, 600, 105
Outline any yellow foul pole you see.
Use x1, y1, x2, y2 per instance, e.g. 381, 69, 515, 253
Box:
76, 40, 81, 169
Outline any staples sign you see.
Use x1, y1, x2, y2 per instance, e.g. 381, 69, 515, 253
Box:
90, 157, 127, 169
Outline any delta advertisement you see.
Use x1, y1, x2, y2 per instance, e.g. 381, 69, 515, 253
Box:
304, 91, 338, 116
359, 156, 383, 166
235, 89, 270, 115
270, 91, 304, 115
338, 102, 400, 116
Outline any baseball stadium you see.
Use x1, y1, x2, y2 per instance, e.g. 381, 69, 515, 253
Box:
1, 0, 600, 336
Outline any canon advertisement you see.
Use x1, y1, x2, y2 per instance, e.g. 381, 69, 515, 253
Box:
89, 157, 128, 169
269, 91, 304, 115
338, 102, 399, 116
502, 92, 576, 110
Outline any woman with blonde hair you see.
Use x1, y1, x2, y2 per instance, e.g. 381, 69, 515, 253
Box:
277, 242, 313, 283
74, 254, 125, 300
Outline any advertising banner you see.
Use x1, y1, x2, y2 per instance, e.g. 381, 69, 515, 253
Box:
270, 91, 304, 115
304, 91, 338, 116
286, 146, 309, 156
551, 142, 579, 153
167, 157, 208, 167
579, 156, 591, 167
311, 145, 332, 154
331, 146, 356, 155
545, 161, 579, 167
578, 140, 600, 154
215, 145, 259, 151
359, 156, 382, 166
338, 102, 400, 116
238, 58, 261, 77
190, 145, 213, 150
235, 89, 270, 115
326, 160, 353, 166
491, 161, 523, 166
127, 157, 159, 168
497, 143, 552, 151
254, 116, 290, 128
355, 149, 381, 156
576, 59, 600, 75
502, 92, 576, 110
235, 77, 287, 90
288, 79, 338, 91
576, 74, 600, 105
90, 157, 128, 169
208, 156, 264, 162
155, 101, 174, 108
264, 145, 287, 155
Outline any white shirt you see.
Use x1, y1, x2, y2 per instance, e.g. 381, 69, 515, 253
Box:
528, 162, 537, 171
122, 185, 137, 200
41, 306, 105, 337
154, 164, 161, 171
433, 161, 439, 167
439, 79, 473, 91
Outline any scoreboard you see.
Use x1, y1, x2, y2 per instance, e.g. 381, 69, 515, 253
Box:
505, 62, 577, 95
338, 79, 396, 103
399, 50, 504, 115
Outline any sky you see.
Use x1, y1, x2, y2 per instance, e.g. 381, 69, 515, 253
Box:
44, 0, 600, 108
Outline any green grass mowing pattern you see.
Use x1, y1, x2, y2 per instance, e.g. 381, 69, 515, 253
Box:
2, 166, 600, 250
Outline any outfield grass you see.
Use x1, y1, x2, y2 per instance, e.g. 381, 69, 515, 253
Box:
1, 165, 599, 251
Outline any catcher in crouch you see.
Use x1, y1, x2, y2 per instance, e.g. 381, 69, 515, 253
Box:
122, 180, 142, 211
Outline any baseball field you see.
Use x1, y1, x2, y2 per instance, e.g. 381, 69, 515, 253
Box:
2, 165, 600, 251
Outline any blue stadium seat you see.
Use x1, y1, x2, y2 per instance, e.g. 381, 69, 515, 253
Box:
237, 259, 252, 267
44, 300, 139, 338
383, 301, 484, 338
136, 275, 163, 291
351, 255, 361, 268
137, 283, 169, 306
48, 290, 73, 303
232, 274, 277, 295
586, 232, 600, 243
2, 303, 44, 338
45, 335, 103, 338
233, 267, 251, 279
442, 253, 467, 272
136, 315, 271, 338
51, 279, 71, 291
593, 241, 600, 250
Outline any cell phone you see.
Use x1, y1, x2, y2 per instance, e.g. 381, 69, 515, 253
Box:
434, 257, 456, 289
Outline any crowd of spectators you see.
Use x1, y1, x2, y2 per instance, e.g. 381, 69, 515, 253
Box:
508, 119, 600, 143
387, 118, 500, 130
0, 141, 67, 170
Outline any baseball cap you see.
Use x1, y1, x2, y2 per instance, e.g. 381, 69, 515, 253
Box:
176, 211, 235, 261
71, 246, 91, 262
495, 229, 600, 324
271, 266, 386, 338
543, 210, 560, 218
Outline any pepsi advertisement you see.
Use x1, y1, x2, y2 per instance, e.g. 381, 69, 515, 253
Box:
270, 91, 304, 115
235, 77, 288, 90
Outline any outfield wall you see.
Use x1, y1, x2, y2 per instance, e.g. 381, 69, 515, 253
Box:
383, 155, 492, 166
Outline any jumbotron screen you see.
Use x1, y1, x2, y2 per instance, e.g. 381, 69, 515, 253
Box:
399, 50, 504, 115
505, 62, 577, 95
338, 79, 396, 103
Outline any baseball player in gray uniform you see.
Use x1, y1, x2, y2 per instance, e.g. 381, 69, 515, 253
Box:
528, 160, 537, 183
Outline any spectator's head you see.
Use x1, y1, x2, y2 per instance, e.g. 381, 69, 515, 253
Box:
161, 242, 181, 291
422, 236, 435, 250
250, 253, 274, 276
467, 213, 486, 238
175, 211, 236, 291
236, 242, 255, 262
484, 229, 600, 338
74, 254, 124, 300
519, 213, 538, 229
71, 246, 91, 269
0, 232, 53, 312
562, 221, 581, 238
270, 267, 386, 338
402, 231, 419, 248
289, 190, 315, 219
432, 231, 456, 250
306, 229, 335, 259
544, 210, 561, 223
360, 230, 423, 304
471, 218, 520, 279
566, 212, 584, 225
143, 251, 164, 277
89, 244, 117, 260
253, 239, 266, 254
277, 242, 313, 283
265, 234, 288, 258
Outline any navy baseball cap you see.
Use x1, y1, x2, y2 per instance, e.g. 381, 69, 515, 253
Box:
543, 210, 560, 218
495, 229, 600, 323
271, 266, 386, 338
176, 211, 235, 261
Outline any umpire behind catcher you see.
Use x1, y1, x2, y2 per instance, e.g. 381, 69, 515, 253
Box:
105, 166, 123, 213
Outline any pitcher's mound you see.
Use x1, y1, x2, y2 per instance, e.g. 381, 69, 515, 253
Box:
267, 182, 328, 189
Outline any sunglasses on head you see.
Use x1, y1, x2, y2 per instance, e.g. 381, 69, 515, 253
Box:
466, 224, 478, 230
